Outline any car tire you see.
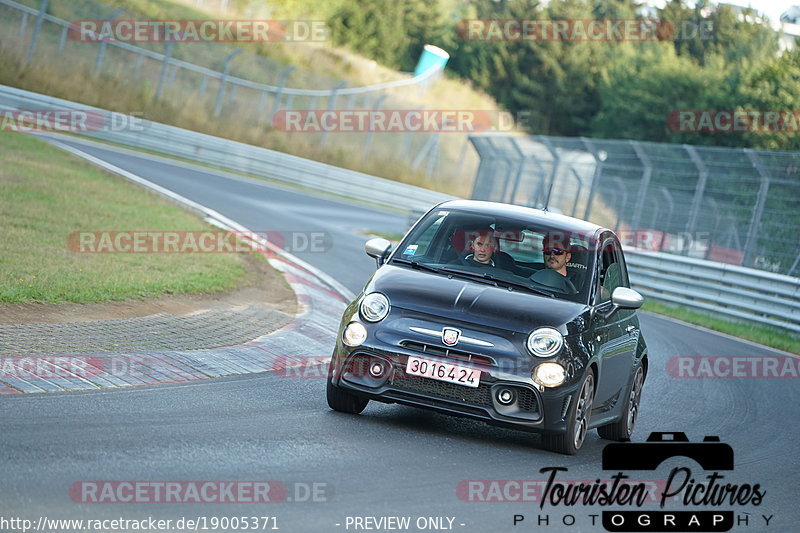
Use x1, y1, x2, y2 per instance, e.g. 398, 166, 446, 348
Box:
541, 371, 595, 455
598, 365, 644, 441
326, 373, 369, 414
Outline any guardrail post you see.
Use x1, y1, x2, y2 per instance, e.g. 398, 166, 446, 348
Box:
683, 144, 708, 256
154, 41, 175, 102
321, 81, 346, 146
25, 0, 48, 63
94, 8, 124, 73
214, 49, 241, 117
742, 149, 771, 268
630, 141, 653, 231
198, 74, 208, 97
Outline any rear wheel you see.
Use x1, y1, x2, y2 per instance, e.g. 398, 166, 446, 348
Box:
541, 372, 594, 455
326, 371, 369, 414
598, 365, 644, 441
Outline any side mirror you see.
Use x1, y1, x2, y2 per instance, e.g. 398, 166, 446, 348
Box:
611, 287, 644, 310
365, 238, 392, 267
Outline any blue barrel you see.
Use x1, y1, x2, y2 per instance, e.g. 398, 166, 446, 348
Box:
413, 44, 450, 77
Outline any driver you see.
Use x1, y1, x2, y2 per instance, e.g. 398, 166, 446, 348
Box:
529, 234, 579, 294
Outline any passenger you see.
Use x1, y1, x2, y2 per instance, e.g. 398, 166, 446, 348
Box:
462, 230, 498, 267
456, 229, 521, 274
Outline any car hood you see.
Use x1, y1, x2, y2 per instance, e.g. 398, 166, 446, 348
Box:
365, 265, 588, 334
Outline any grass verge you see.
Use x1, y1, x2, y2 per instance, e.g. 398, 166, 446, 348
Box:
0, 133, 249, 304
642, 301, 800, 355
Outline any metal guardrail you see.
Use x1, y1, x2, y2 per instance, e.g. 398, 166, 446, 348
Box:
2, 84, 798, 335
626, 249, 800, 334
0, 84, 454, 214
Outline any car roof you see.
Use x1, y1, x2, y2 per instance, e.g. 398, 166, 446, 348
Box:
436, 200, 608, 236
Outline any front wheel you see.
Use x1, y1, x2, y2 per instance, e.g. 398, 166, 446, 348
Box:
541, 371, 595, 455
326, 373, 369, 414
598, 365, 644, 441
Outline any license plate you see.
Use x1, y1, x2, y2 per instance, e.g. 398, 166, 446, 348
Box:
405, 356, 480, 388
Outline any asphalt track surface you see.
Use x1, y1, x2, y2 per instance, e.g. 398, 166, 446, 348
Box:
1, 137, 797, 533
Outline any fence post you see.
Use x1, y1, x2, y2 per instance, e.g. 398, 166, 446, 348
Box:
213, 49, 241, 117
133, 52, 143, 77
630, 141, 653, 231
742, 149, 771, 268
569, 168, 584, 217
270, 66, 296, 120
581, 138, 605, 220
26, 0, 48, 63
363, 93, 387, 156
198, 74, 208, 97
538, 136, 561, 210
507, 137, 526, 204
19, 12, 28, 39
94, 8, 124, 73
321, 81, 346, 147
154, 41, 175, 102
683, 144, 709, 256
610, 177, 629, 230
58, 23, 68, 52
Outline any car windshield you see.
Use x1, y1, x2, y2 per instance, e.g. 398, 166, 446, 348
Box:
391, 208, 595, 303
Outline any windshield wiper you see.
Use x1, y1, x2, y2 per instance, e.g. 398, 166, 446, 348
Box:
441, 267, 556, 298
391, 257, 443, 274
439, 267, 500, 287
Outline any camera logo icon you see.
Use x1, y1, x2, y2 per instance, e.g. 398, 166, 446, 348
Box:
603, 432, 734, 471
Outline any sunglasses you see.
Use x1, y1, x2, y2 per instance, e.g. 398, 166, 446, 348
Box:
543, 248, 567, 256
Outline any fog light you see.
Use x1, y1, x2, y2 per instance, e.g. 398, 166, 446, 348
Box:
343, 321, 367, 346
496, 388, 515, 405
370, 361, 386, 377
533, 362, 566, 388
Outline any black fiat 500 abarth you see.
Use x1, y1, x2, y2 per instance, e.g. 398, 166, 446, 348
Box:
326, 200, 647, 455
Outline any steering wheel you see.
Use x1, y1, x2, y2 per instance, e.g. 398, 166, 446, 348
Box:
530, 268, 578, 294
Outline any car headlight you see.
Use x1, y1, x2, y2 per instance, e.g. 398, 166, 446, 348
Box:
360, 292, 390, 322
527, 327, 563, 357
533, 362, 566, 387
343, 321, 367, 346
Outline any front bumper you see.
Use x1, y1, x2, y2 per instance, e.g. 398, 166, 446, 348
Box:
330, 342, 582, 435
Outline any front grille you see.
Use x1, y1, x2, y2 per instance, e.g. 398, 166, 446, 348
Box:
400, 341, 496, 366
390, 372, 494, 407
517, 388, 539, 413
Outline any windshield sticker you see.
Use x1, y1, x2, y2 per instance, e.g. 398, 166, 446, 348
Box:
437, 211, 449, 217
403, 244, 419, 255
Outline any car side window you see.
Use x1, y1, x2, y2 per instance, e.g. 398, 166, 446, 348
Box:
597, 239, 627, 303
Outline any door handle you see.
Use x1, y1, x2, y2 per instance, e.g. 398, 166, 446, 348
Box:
625, 325, 636, 335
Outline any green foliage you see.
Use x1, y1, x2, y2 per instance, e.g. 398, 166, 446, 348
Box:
321, 0, 794, 151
